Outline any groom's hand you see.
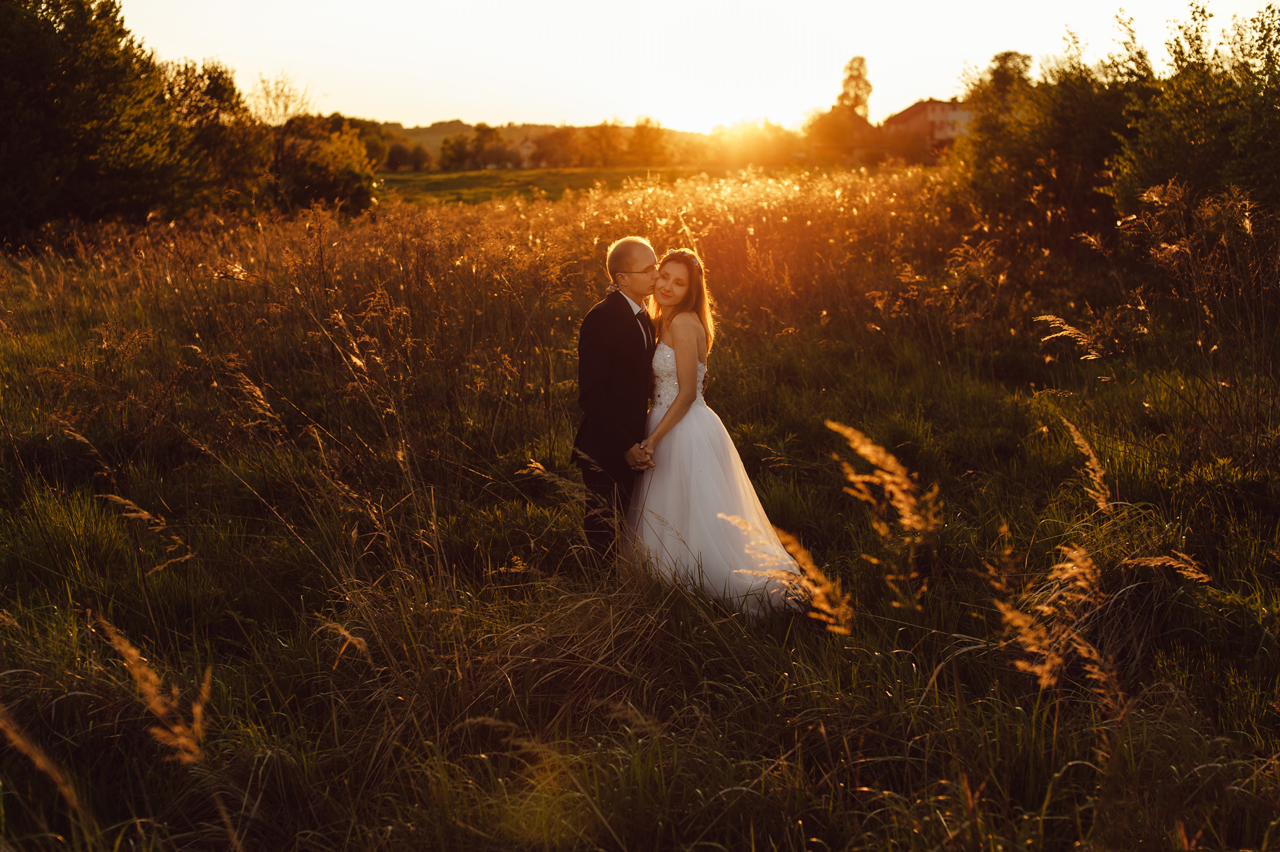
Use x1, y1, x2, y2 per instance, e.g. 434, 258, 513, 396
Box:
625, 443, 654, 470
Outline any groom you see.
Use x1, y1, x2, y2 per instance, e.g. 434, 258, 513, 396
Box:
573, 235, 660, 569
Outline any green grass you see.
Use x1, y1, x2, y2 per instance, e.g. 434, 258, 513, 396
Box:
1, 167, 1279, 849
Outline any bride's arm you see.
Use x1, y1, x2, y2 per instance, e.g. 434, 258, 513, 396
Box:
640, 315, 700, 451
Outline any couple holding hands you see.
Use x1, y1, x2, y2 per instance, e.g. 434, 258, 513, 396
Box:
572, 236, 801, 618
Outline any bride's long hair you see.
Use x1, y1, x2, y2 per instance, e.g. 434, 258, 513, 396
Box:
653, 248, 716, 354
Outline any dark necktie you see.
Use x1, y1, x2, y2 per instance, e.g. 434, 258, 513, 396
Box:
636, 308, 651, 350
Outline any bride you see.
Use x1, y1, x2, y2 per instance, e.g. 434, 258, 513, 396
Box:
626, 248, 802, 618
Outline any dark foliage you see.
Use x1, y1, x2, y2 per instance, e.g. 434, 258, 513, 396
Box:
160, 59, 269, 208
265, 114, 376, 211
0, 0, 188, 238
532, 125, 580, 167
953, 5, 1280, 258
385, 141, 411, 171
950, 45, 1137, 257
408, 142, 431, 171
1113, 4, 1280, 212
437, 123, 523, 171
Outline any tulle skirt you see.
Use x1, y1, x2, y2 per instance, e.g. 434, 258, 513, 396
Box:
626, 400, 801, 618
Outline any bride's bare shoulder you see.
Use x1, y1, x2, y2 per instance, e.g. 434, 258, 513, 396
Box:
669, 312, 702, 332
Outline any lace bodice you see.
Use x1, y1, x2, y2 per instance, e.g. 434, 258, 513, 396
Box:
652, 342, 707, 412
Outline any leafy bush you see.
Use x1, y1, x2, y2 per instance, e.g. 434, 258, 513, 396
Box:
409, 142, 432, 171
265, 115, 377, 212
385, 141, 412, 171
950, 44, 1138, 256
161, 59, 269, 208
954, 5, 1280, 261
1112, 4, 1280, 212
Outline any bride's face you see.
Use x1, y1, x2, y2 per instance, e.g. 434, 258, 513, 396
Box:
655, 261, 691, 308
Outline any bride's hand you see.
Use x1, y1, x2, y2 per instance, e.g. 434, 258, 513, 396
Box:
626, 442, 655, 470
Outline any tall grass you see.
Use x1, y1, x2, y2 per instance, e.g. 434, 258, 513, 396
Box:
1, 165, 1278, 848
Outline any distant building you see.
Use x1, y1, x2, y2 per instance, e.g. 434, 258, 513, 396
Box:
883, 98, 972, 163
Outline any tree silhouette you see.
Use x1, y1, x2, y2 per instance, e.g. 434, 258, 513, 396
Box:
580, 120, 624, 167
533, 126, 579, 167
268, 115, 375, 210
439, 134, 472, 170
472, 123, 521, 168
0, 0, 192, 236
385, 142, 411, 171
409, 143, 432, 172
837, 56, 872, 119
985, 51, 1033, 100
805, 56, 879, 165
250, 72, 312, 127
1112, 5, 1280, 210
162, 59, 267, 206
628, 117, 667, 166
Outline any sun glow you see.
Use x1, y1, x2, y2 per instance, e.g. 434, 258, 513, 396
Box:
121, 0, 1274, 131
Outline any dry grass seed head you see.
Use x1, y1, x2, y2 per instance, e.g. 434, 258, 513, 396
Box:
826, 420, 940, 611
98, 494, 193, 574
521, 460, 588, 505
1035, 314, 1103, 360
0, 700, 96, 830
978, 521, 1020, 597
601, 700, 666, 736
1122, 552, 1211, 584
825, 420, 941, 538
723, 512, 853, 634
998, 547, 1096, 687
771, 525, 853, 635
456, 716, 546, 758
994, 600, 1065, 688
233, 372, 283, 431
98, 618, 212, 765
320, 621, 374, 668
1060, 415, 1112, 514
997, 544, 1128, 716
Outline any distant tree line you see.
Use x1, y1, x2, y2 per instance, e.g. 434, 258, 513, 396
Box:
430, 61, 902, 173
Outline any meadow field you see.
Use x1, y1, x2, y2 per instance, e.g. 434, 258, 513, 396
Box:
378, 167, 726, 206
1, 165, 1279, 850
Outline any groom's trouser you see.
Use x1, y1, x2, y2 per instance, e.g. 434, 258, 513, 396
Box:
581, 466, 637, 570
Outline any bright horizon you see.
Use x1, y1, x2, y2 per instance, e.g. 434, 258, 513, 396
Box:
121, 0, 1271, 134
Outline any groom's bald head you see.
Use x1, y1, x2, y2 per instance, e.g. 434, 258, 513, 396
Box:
606, 236, 654, 286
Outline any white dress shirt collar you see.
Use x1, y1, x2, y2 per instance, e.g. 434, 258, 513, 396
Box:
619, 291, 645, 315
618, 291, 650, 348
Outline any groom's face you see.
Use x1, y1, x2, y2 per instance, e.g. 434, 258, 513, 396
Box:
616, 245, 659, 302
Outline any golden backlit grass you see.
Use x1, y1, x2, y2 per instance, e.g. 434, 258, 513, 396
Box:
0, 166, 1278, 848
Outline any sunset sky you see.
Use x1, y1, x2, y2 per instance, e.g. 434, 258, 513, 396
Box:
120, 0, 1271, 133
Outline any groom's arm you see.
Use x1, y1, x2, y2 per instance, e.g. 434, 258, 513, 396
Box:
578, 310, 635, 465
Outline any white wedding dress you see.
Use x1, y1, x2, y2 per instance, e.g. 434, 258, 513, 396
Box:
627, 342, 802, 618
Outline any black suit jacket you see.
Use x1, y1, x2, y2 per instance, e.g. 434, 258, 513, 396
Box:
573, 290, 655, 476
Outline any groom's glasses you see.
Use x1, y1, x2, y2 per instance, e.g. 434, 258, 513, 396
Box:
617, 263, 657, 276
